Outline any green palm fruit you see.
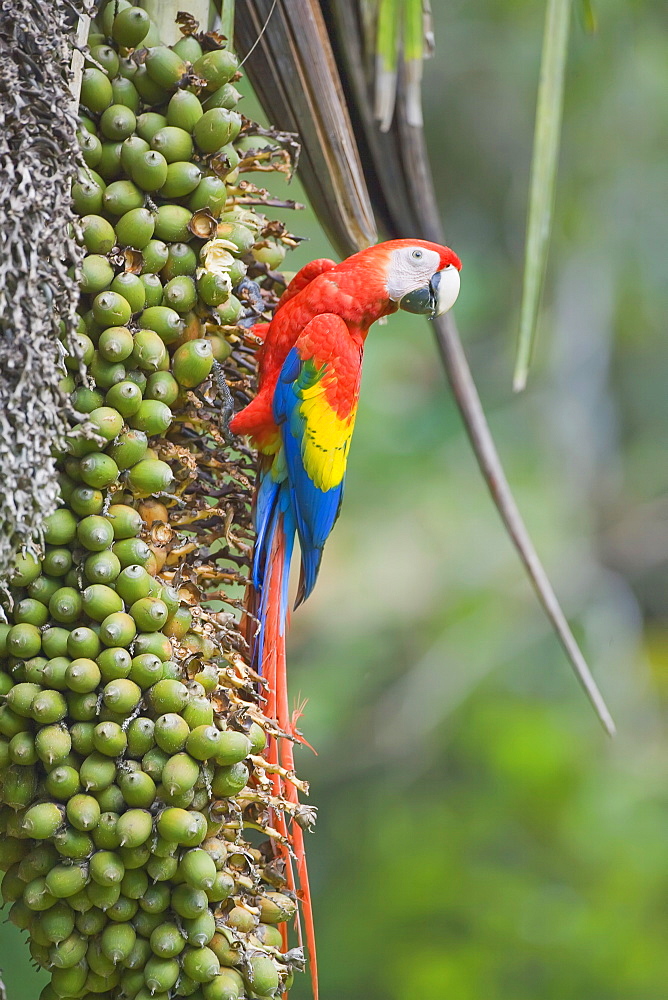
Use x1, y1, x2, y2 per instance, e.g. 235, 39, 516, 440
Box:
38, 900, 76, 944
112, 6, 150, 48
83, 550, 122, 584
14, 597, 49, 627
111, 76, 141, 113
211, 762, 248, 798
156, 807, 206, 847
140, 240, 169, 276
145, 854, 178, 885
106, 502, 144, 539
213, 731, 251, 767
99, 611, 136, 649
178, 849, 216, 891
70, 722, 96, 755
78, 453, 120, 489
116, 808, 153, 849
80, 214, 116, 254
35, 725, 72, 766
44, 508, 78, 545
126, 714, 156, 752
90, 849, 125, 887
53, 826, 94, 860
110, 273, 147, 313
244, 954, 280, 998
136, 111, 167, 143
73, 176, 105, 215
82, 584, 124, 621
215, 295, 242, 325
101, 920, 137, 964
118, 769, 156, 808
50, 963, 88, 998
81, 68, 114, 114
93, 289, 133, 327
93, 721, 127, 756
77, 514, 115, 552
67, 691, 99, 722
173, 34, 202, 61
154, 713, 190, 754
197, 271, 231, 307
0, 833, 29, 867
69, 484, 105, 514
100, 104, 136, 141
170, 883, 208, 921
97, 141, 124, 181
193, 109, 242, 154
140, 304, 183, 343
65, 331, 96, 370
172, 340, 214, 388
127, 652, 162, 688
209, 930, 240, 967
185, 726, 223, 762
140, 273, 164, 307
78, 129, 103, 168
102, 677, 142, 715
115, 565, 153, 604
40, 657, 70, 691
81, 254, 115, 295
163, 242, 198, 280
88, 935, 118, 976
75, 901, 107, 937
112, 536, 152, 568
10, 552, 40, 586
149, 920, 185, 957
154, 204, 193, 242
103, 382, 141, 422
45, 764, 81, 800
80, 752, 117, 793
123, 935, 152, 972
102, 179, 144, 216
5, 679, 39, 715
97, 647, 132, 681
216, 222, 255, 255
120, 134, 149, 172
183, 910, 216, 948
167, 90, 204, 132
144, 953, 180, 993
87, 44, 120, 78
131, 329, 168, 371
32, 692, 68, 729
132, 907, 164, 939
114, 207, 155, 249
133, 63, 167, 104
163, 605, 192, 640
92, 811, 120, 851
150, 124, 193, 163
129, 400, 172, 436
41, 626, 70, 656
87, 880, 121, 912
188, 176, 228, 215
192, 50, 238, 91
145, 46, 188, 89
8, 730, 35, 765
202, 83, 242, 112
109, 429, 148, 471
66, 793, 101, 832
160, 161, 201, 199
182, 946, 220, 984
49, 930, 88, 969
161, 753, 200, 797
66, 658, 102, 694
88, 355, 126, 389
45, 863, 88, 899
163, 275, 197, 312
225, 906, 254, 934
145, 371, 179, 405
148, 679, 188, 714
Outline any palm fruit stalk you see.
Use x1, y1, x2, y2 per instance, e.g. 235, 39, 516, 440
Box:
0, 3, 311, 998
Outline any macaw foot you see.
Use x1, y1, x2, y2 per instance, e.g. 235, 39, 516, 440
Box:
211, 360, 240, 443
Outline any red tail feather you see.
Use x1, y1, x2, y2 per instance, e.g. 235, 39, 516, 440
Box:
261, 519, 319, 1000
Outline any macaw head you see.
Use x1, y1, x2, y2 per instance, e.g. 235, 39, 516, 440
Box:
384, 239, 462, 319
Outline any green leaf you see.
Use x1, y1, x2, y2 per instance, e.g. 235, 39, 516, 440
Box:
513, 0, 572, 393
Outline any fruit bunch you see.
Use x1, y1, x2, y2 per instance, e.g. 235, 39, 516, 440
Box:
0, 4, 305, 1000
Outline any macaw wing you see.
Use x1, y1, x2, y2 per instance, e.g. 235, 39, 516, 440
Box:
273, 314, 361, 605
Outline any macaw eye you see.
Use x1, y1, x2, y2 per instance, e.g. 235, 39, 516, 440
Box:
411, 249, 423, 260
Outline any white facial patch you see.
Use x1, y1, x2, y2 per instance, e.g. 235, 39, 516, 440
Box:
386, 246, 442, 301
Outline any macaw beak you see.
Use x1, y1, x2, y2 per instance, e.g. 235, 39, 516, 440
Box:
399, 264, 461, 318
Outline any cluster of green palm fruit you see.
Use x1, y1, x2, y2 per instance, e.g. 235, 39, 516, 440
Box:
0, 3, 300, 999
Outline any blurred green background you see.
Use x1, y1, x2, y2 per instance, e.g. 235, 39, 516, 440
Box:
4, 1, 668, 996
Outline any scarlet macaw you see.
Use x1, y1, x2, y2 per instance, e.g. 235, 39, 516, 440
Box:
230, 238, 462, 998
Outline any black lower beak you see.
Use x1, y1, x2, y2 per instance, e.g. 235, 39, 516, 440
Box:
398, 272, 441, 318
